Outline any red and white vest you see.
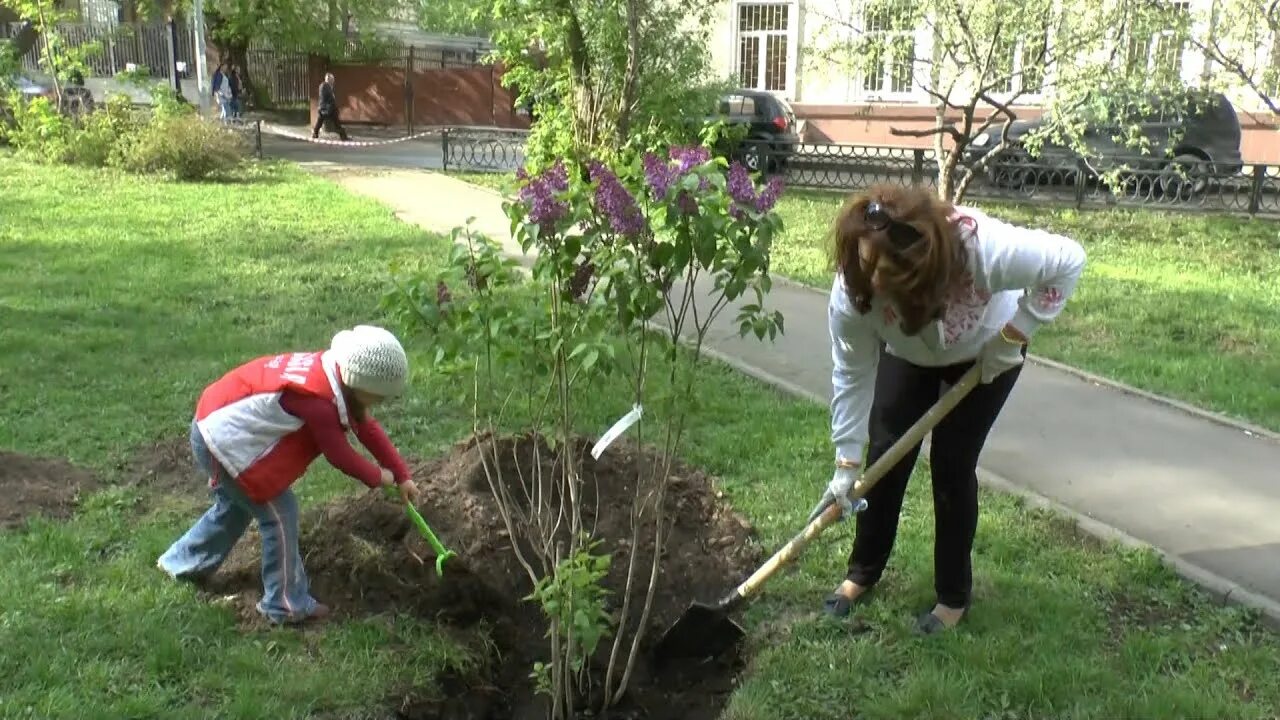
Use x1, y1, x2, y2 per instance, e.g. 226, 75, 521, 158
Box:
194, 350, 351, 503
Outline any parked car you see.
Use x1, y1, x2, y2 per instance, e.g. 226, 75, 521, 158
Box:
964, 90, 1243, 196
709, 89, 800, 174
5, 71, 96, 116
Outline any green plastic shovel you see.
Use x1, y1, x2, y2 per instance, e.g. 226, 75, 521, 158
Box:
385, 486, 457, 576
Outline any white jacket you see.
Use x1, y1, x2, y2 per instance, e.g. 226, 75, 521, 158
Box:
828, 205, 1087, 463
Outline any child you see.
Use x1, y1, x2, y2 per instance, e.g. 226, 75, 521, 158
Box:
158, 325, 421, 625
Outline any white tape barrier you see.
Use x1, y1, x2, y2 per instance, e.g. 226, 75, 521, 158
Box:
251, 119, 443, 147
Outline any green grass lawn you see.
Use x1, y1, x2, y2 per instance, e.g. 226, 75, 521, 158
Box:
3, 159, 1280, 719
448, 170, 1280, 433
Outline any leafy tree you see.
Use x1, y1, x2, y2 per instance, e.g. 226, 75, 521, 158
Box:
488, 0, 734, 168
126, 0, 408, 105
1180, 0, 1280, 115
809, 0, 1205, 202
416, 0, 493, 36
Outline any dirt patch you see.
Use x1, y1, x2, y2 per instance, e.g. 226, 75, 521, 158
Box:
0, 451, 102, 530
118, 436, 202, 495
201, 431, 763, 719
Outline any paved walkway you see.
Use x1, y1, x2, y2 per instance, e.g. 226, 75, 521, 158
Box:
333, 167, 1280, 625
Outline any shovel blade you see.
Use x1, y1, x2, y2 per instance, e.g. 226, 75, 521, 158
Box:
651, 601, 745, 666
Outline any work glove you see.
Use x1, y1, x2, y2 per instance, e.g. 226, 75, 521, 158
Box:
807, 465, 869, 524
978, 328, 1026, 384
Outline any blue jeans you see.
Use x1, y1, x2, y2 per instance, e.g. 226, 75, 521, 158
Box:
157, 421, 319, 623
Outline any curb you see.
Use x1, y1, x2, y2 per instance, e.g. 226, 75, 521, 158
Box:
976, 468, 1280, 632
1023, 354, 1280, 443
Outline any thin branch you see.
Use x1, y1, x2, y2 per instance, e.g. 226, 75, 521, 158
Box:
1197, 34, 1280, 115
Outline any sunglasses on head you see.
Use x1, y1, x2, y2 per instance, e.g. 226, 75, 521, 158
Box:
865, 201, 924, 252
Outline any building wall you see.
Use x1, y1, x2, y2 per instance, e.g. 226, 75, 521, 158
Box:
793, 102, 1280, 163
712, 0, 1280, 162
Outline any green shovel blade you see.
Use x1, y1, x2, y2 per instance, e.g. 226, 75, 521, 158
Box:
385, 486, 457, 576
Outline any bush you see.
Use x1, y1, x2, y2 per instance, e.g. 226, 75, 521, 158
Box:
1, 93, 75, 162
118, 113, 248, 180
1, 86, 248, 181
64, 94, 146, 168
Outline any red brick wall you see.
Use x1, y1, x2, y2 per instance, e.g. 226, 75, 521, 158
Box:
794, 102, 1280, 164
307, 59, 530, 129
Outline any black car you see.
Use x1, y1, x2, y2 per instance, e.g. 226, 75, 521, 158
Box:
964, 90, 1244, 194
6, 72, 96, 115
711, 89, 800, 174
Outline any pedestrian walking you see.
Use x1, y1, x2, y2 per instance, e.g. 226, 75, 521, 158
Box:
312, 72, 349, 141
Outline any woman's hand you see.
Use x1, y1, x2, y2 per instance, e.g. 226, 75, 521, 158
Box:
807, 462, 869, 523
978, 324, 1026, 384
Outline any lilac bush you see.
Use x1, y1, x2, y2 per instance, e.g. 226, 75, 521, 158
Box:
391, 147, 789, 716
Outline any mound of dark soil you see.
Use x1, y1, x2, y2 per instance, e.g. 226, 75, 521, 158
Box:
0, 451, 102, 530
203, 432, 763, 720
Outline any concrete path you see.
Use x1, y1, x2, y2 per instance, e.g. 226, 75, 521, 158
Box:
330, 167, 1280, 626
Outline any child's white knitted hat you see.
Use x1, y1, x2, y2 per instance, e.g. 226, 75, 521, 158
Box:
330, 324, 409, 398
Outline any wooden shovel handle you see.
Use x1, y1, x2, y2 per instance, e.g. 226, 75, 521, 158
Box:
724, 365, 982, 608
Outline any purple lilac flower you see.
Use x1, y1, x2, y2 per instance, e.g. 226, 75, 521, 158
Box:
588, 161, 645, 237
518, 161, 571, 231
755, 175, 785, 213
643, 152, 675, 201
669, 145, 710, 174
726, 162, 755, 206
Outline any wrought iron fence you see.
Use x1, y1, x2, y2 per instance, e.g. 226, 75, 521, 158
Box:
3, 21, 195, 80
766, 143, 1280, 217
350, 127, 1280, 217
245, 44, 310, 107
441, 127, 528, 173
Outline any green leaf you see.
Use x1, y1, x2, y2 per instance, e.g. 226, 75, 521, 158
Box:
694, 233, 716, 269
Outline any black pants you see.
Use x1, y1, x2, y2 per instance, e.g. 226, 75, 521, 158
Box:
845, 344, 1024, 609
312, 109, 348, 140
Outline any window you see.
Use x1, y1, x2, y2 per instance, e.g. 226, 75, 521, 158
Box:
1122, 1, 1190, 85
719, 94, 760, 117
861, 1, 916, 95
989, 30, 1049, 96
735, 3, 791, 93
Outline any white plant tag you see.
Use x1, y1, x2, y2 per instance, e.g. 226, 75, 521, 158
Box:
591, 404, 643, 460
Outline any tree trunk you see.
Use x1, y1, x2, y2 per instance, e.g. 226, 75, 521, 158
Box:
616, 0, 641, 142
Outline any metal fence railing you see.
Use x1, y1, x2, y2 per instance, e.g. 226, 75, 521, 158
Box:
437, 128, 1280, 218
766, 143, 1280, 217
441, 127, 528, 173
3, 21, 196, 80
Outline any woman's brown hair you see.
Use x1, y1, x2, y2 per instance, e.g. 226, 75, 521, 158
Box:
830, 183, 971, 336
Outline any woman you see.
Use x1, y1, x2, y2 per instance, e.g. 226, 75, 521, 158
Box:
158, 324, 421, 625
810, 184, 1086, 634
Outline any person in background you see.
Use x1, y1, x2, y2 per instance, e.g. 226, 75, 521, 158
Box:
312, 72, 349, 141
228, 65, 243, 120
211, 63, 230, 122
157, 325, 421, 625
812, 183, 1086, 635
